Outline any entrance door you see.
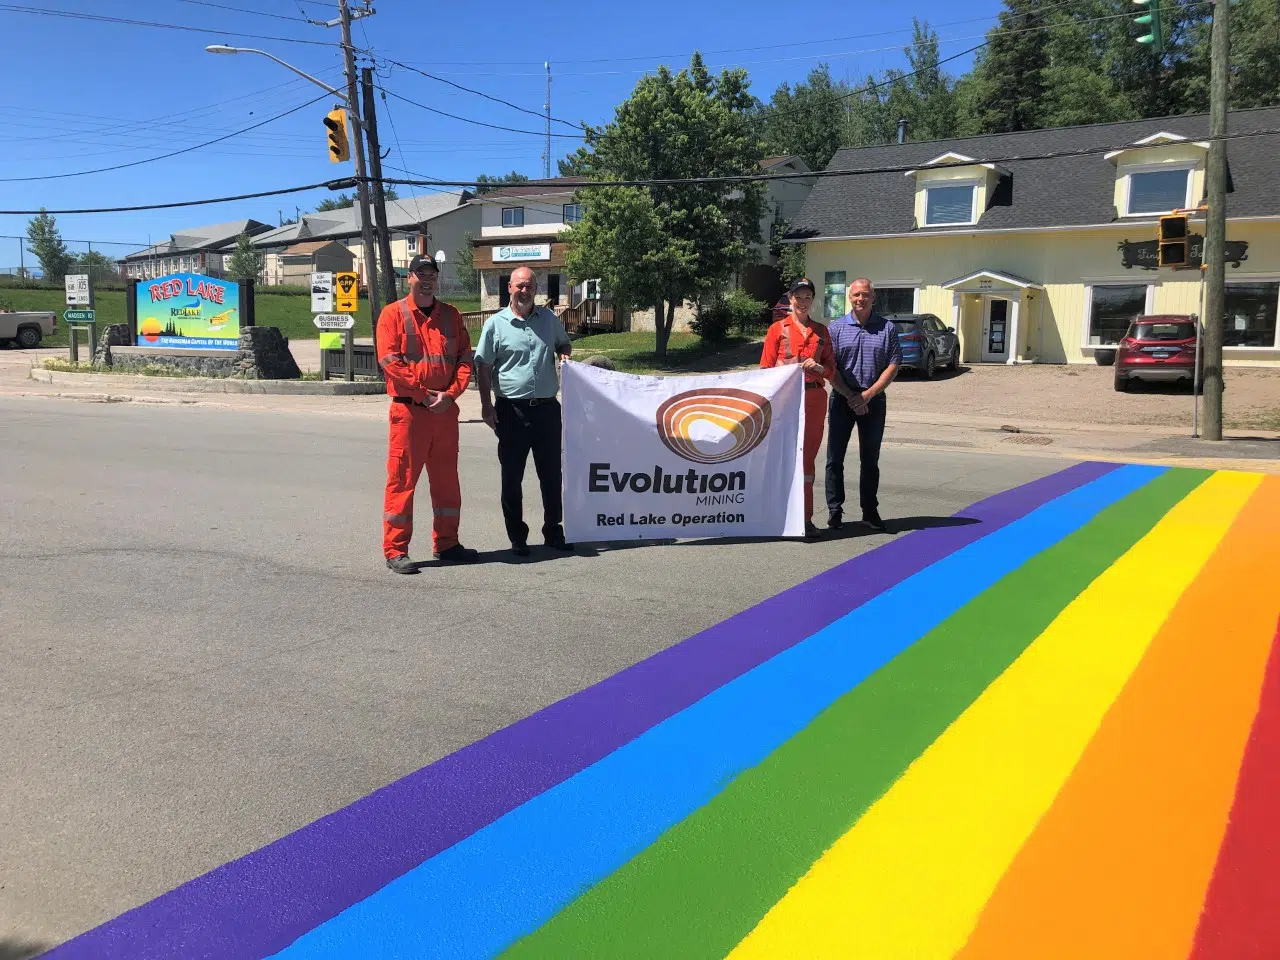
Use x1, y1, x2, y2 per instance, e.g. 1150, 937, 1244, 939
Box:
981, 297, 1010, 362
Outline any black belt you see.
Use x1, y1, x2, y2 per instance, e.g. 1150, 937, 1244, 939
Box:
392, 396, 430, 408
498, 395, 558, 407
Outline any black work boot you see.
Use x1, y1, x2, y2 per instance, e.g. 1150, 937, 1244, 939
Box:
434, 544, 480, 563
386, 554, 418, 574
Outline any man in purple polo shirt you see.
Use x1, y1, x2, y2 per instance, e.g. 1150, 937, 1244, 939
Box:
825, 277, 901, 532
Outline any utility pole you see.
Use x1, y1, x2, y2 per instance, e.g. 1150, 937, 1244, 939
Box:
1202, 0, 1230, 440
543, 61, 552, 179
332, 0, 381, 335
362, 66, 399, 308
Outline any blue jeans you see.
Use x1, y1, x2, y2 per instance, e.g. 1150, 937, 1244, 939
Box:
825, 392, 886, 518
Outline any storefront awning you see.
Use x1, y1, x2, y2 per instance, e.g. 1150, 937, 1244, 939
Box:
941, 269, 1043, 291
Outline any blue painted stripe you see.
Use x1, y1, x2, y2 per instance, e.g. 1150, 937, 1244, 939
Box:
272, 464, 1166, 959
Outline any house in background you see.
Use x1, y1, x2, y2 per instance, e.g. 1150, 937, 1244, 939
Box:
741, 154, 818, 310
469, 178, 587, 312
120, 219, 274, 280
786, 105, 1280, 368
251, 191, 478, 294
274, 240, 354, 287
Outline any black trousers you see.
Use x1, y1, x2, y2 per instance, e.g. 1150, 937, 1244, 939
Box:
825, 392, 887, 518
495, 396, 564, 545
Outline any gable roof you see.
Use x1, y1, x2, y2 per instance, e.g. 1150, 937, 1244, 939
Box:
122, 218, 273, 260
789, 105, 1280, 241
249, 191, 472, 249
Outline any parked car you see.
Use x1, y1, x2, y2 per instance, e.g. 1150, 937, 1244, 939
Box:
1113, 314, 1199, 392
0, 310, 56, 349
885, 313, 960, 379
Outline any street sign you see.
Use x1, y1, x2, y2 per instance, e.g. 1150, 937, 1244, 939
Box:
65, 274, 90, 306
63, 309, 96, 323
311, 271, 334, 313
313, 314, 356, 330
334, 271, 358, 313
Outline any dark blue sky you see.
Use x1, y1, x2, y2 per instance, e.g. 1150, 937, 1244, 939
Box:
1, 0, 1002, 263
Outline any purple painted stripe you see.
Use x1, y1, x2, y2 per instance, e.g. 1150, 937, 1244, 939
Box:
45, 461, 1118, 960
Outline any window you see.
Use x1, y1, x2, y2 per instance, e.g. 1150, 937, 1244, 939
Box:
1126, 167, 1191, 215
563, 203, 584, 224
1086, 284, 1149, 346
1223, 281, 1279, 348
498, 273, 510, 308
875, 287, 916, 315
823, 271, 847, 318
501, 207, 524, 227
924, 183, 977, 226
406, 233, 419, 253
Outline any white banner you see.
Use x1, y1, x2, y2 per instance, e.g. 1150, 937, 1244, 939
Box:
562, 361, 805, 543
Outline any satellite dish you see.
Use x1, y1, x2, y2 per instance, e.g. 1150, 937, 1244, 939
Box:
434, 249, 447, 263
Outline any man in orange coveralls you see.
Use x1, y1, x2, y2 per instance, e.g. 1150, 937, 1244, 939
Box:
759, 277, 836, 540
378, 253, 480, 573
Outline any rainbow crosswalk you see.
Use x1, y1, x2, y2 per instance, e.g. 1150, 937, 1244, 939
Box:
48, 462, 1280, 960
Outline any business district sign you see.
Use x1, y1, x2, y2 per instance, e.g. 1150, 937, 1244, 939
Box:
562, 362, 805, 543
493, 243, 550, 263
138, 273, 240, 350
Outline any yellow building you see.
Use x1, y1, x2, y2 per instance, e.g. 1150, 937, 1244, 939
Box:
788, 106, 1280, 367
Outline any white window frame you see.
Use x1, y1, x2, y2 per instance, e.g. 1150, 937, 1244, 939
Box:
501, 206, 525, 228
921, 179, 981, 228
873, 281, 922, 314
563, 202, 584, 224
405, 233, 419, 253
1224, 275, 1280, 350
1080, 279, 1156, 348
1121, 162, 1196, 218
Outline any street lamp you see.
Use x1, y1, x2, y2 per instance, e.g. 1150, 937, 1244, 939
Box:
204, 45, 349, 106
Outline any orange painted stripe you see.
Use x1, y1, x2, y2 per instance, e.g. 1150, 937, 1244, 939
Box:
955, 473, 1280, 960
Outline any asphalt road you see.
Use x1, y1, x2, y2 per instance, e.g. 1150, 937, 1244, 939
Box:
0, 395, 1065, 954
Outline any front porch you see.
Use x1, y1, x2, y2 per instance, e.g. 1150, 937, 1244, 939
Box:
942, 269, 1045, 364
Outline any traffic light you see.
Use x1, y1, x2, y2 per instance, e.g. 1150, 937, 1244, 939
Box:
324, 108, 350, 163
1134, 0, 1165, 53
1158, 213, 1188, 267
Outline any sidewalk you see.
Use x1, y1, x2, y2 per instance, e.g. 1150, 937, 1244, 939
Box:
2, 347, 1276, 472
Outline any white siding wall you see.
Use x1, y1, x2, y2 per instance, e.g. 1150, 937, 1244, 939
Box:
478, 192, 576, 239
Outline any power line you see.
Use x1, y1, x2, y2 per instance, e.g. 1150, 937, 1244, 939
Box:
380, 57, 582, 130
8, 126, 1279, 217
0, 234, 150, 246
0, 4, 361, 49
170, 0, 311, 22
377, 85, 587, 140
0, 93, 331, 182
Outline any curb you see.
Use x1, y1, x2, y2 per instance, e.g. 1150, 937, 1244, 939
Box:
30, 368, 386, 396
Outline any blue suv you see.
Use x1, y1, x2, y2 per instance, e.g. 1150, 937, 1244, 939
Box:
886, 313, 960, 379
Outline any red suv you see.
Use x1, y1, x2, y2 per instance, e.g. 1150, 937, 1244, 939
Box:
1113, 314, 1199, 392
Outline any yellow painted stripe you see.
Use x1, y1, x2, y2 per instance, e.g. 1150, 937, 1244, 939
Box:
726, 470, 1260, 960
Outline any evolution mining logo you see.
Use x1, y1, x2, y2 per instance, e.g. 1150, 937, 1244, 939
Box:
587, 388, 774, 528
655, 388, 772, 464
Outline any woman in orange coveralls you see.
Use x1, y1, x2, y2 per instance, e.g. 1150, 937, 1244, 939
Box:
759, 277, 836, 540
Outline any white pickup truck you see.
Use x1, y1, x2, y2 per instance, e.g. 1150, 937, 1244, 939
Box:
0, 310, 56, 348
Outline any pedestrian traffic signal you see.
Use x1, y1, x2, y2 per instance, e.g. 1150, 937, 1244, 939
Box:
1134, 0, 1165, 53
1158, 213, 1188, 267
324, 108, 350, 163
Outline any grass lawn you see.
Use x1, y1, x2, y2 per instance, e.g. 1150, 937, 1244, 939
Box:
570, 330, 766, 374
0, 286, 480, 347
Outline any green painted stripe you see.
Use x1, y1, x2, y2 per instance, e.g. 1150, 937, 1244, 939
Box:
503, 467, 1210, 960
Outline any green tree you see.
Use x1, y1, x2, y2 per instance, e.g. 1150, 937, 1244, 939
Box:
26, 209, 72, 282
557, 148, 593, 177
566, 53, 766, 360
958, 0, 1051, 135
883, 21, 958, 141
455, 232, 479, 297
762, 64, 848, 170
225, 232, 262, 281
769, 218, 806, 287
473, 172, 530, 194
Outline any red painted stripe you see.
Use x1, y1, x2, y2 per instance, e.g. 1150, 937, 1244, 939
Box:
1188, 620, 1280, 960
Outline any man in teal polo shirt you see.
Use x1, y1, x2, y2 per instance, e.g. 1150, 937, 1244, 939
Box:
475, 266, 574, 556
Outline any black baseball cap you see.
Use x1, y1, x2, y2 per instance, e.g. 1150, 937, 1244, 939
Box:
789, 277, 816, 295
407, 253, 438, 274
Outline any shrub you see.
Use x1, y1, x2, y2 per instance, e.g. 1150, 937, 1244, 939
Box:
691, 289, 765, 341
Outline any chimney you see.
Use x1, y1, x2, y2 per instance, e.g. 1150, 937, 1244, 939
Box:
897, 119, 908, 144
